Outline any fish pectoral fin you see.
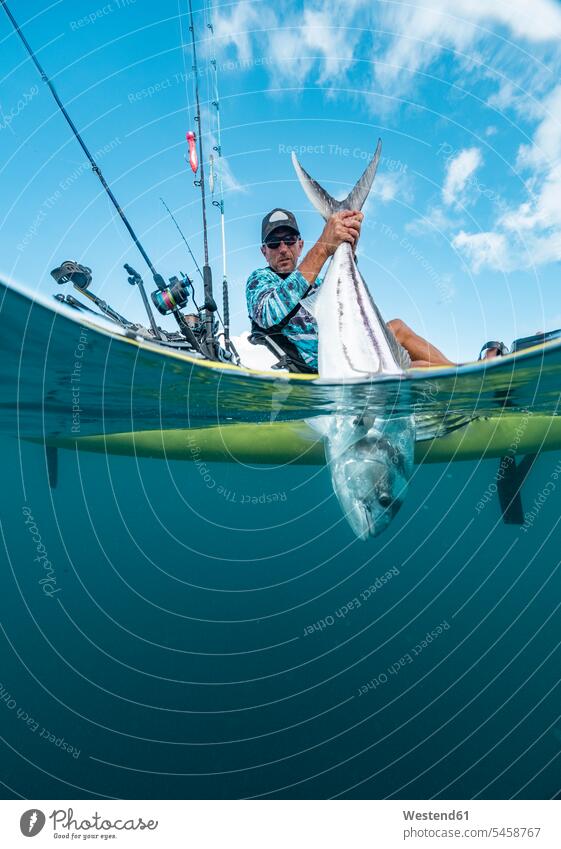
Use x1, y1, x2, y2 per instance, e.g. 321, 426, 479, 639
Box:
415, 413, 474, 442
300, 288, 319, 317
306, 415, 368, 455
395, 341, 411, 370
306, 416, 332, 438
385, 326, 412, 370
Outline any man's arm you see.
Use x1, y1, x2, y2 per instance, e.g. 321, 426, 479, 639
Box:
298, 210, 363, 285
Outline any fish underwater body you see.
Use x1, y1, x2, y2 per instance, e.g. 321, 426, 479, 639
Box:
292, 140, 416, 540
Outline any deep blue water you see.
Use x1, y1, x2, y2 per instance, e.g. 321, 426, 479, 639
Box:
1, 434, 561, 800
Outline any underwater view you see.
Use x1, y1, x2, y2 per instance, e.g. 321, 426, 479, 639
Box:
2, 428, 561, 800
1, 0, 561, 823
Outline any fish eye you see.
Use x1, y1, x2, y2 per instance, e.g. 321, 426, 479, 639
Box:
378, 493, 393, 509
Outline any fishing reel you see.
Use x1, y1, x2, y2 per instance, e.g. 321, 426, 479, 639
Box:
150, 274, 192, 315
50, 260, 92, 291
178, 307, 219, 349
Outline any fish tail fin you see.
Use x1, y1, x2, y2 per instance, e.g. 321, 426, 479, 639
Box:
291, 138, 382, 220
291, 154, 342, 220
345, 138, 383, 211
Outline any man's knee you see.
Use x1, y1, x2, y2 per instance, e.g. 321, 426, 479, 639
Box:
388, 318, 408, 342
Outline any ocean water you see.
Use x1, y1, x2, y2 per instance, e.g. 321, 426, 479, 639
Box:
2, 430, 561, 800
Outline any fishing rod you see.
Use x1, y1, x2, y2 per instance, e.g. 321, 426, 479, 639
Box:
1, 0, 170, 342
186, 0, 218, 359
208, 46, 234, 355
204, 0, 236, 358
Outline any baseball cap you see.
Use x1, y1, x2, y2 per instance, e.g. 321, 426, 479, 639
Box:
261, 208, 300, 244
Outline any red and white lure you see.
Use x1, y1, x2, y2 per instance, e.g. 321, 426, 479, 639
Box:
186, 130, 198, 173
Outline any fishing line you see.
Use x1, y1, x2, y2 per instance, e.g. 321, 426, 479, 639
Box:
160, 196, 203, 281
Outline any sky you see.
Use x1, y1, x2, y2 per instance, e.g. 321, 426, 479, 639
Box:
2, 0, 561, 362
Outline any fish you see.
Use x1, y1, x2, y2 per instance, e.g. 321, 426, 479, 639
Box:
292, 139, 416, 539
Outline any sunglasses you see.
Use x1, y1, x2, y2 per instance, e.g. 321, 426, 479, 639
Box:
264, 233, 300, 249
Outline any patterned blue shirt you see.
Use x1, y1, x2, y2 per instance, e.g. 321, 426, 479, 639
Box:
246, 266, 322, 368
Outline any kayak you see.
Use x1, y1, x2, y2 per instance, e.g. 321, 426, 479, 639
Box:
43, 414, 561, 466
2, 276, 561, 465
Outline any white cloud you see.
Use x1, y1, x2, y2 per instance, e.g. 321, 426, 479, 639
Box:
300, 9, 358, 83
486, 82, 529, 119
454, 83, 561, 272
211, 3, 272, 64
406, 205, 456, 236
264, 27, 315, 85
473, 0, 561, 42
516, 84, 561, 169
375, 0, 561, 95
212, 0, 561, 103
199, 105, 246, 195
499, 167, 561, 235
442, 147, 483, 206
212, 1, 370, 87
452, 230, 510, 272
217, 151, 247, 195
374, 174, 398, 202
371, 172, 411, 203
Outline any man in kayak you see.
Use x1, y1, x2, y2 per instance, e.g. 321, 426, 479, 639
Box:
246, 207, 453, 371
